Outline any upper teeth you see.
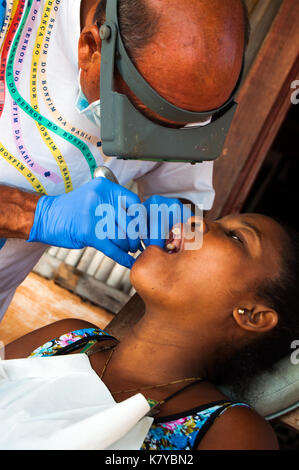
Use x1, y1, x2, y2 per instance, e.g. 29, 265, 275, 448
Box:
172, 227, 181, 237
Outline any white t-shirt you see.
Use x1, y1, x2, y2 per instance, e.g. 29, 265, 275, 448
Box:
0, 0, 215, 321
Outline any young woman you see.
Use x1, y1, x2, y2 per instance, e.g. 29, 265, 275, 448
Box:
5, 213, 299, 450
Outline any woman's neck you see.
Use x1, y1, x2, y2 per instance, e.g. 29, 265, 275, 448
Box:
102, 306, 218, 392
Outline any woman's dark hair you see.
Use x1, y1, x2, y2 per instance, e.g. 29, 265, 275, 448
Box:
214, 223, 299, 399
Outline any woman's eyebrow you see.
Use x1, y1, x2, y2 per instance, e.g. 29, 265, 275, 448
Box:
211, 217, 263, 243
240, 221, 263, 242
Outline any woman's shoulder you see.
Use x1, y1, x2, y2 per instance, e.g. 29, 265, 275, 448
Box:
5, 319, 104, 359
197, 402, 279, 450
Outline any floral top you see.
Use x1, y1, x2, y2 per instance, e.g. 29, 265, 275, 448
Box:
141, 401, 248, 450
29, 327, 250, 450
29, 327, 116, 357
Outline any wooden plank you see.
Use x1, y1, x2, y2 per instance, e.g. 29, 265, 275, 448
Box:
54, 263, 81, 292
64, 249, 84, 267
33, 252, 62, 280
54, 264, 130, 314
244, 0, 283, 76
86, 251, 105, 277
279, 409, 299, 433
76, 247, 97, 272
249, 0, 280, 32
209, 0, 299, 219
76, 274, 130, 314
119, 269, 133, 294
245, 0, 259, 15
105, 292, 145, 340
106, 263, 129, 289
0, 273, 113, 346
55, 248, 70, 261
94, 256, 115, 281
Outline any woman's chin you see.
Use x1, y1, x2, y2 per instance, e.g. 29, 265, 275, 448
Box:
135, 244, 165, 263
130, 245, 167, 292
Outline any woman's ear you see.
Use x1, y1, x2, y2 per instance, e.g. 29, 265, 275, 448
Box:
78, 25, 102, 71
233, 304, 278, 333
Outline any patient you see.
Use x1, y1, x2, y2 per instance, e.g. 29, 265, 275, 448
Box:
5, 214, 299, 450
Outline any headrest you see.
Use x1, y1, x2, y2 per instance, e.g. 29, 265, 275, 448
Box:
220, 355, 299, 420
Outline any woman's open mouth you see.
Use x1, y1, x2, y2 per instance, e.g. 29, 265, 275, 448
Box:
164, 219, 206, 254
165, 226, 184, 254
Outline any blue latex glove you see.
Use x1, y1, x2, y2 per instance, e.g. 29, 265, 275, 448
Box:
0, 2, 6, 31
28, 178, 142, 268
142, 195, 193, 248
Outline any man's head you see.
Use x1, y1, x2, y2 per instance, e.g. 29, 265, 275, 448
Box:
79, 0, 249, 126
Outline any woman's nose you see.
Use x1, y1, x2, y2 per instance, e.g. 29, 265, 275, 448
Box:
202, 219, 209, 234
187, 217, 209, 235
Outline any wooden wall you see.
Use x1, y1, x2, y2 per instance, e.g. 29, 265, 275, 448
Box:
210, 0, 299, 218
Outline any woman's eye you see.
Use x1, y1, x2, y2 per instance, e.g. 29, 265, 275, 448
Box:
226, 230, 243, 243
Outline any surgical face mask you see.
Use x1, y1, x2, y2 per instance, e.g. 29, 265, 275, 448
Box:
75, 70, 211, 140
75, 70, 101, 127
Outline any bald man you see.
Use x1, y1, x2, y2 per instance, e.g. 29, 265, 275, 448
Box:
0, 0, 248, 321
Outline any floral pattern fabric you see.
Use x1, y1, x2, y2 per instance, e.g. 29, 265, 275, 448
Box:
141, 402, 249, 450
29, 328, 113, 357
29, 328, 250, 450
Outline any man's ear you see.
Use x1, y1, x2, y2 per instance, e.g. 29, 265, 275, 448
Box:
232, 304, 278, 333
78, 25, 102, 71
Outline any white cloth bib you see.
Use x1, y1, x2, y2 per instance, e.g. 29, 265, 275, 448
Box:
0, 354, 153, 450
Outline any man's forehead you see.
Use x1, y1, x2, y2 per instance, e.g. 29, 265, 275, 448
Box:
133, 0, 246, 112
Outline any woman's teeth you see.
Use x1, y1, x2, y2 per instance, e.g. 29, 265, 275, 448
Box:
166, 243, 176, 251
172, 227, 181, 237
165, 225, 183, 254
166, 242, 180, 254
165, 235, 182, 253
